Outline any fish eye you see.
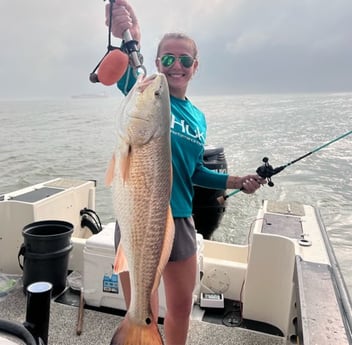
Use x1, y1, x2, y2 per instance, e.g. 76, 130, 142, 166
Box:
154, 90, 160, 97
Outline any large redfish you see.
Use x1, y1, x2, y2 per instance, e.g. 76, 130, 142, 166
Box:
106, 73, 174, 345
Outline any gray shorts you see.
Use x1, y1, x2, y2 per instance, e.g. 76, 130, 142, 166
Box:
114, 217, 197, 262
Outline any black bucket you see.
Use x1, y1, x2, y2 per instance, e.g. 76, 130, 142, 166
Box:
18, 220, 73, 296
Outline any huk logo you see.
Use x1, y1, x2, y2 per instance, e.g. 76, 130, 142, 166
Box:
171, 114, 205, 143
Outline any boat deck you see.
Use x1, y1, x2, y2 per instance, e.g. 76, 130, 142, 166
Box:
0, 287, 286, 345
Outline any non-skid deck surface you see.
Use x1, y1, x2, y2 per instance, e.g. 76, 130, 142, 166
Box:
0, 288, 285, 345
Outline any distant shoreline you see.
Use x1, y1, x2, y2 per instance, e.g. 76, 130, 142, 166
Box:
71, 93, 108, 99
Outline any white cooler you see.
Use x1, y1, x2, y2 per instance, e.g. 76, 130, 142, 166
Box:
83, 223, 203, 318
83, 223, 127, 313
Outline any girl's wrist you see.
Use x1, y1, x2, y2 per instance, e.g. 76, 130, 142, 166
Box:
227, 176, 243, 190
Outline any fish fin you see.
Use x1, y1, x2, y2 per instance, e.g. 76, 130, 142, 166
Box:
114, 244, 129, 273
151, 206, 175, 294
120, 145, 132, 183
110, 315, 164, 345
105, 154, 116, 186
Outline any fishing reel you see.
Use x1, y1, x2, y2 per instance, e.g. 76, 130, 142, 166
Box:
256, 157, 286, 187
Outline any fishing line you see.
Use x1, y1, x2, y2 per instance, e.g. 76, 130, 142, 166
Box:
222, 129, 352, 201
89, 0, 117, 83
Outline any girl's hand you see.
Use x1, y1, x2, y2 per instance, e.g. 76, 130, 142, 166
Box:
105, 0, 141, 42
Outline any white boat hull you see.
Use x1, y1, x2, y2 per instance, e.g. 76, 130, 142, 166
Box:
1, 179, 351, 344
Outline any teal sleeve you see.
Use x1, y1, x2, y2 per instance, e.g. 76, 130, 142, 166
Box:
117, 66, 137, 95
192, 165, 229, 190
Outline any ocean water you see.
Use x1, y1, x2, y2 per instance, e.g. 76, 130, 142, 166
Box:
1, 92, 351, 292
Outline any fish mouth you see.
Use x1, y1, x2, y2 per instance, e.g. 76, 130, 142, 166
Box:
137, 74, 162, 93
130, 115, 149, 122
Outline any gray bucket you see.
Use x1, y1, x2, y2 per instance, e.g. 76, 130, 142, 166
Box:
18, 220, 73, 295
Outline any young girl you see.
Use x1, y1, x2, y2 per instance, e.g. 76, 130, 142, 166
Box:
106, 1, 265, 344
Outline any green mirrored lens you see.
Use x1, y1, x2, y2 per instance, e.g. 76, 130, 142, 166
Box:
161, 55, 176, 67
160, 54, 194, 68
179, 56, 194, 68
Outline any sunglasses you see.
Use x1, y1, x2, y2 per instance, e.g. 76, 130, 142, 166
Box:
159, 54, 195, 68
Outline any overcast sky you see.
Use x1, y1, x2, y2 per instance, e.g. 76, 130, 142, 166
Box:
1, 0, 351, 99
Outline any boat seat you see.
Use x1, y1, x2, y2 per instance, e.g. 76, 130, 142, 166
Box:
295, 256, 351, 344
201, 239, 248, 301
242, 233, 296, 337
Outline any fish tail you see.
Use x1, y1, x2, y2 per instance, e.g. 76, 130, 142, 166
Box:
110, 315, 164, 345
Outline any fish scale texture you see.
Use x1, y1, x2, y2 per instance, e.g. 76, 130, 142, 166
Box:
114, 138, 171, 323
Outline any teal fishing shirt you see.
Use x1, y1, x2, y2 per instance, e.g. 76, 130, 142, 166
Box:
117, 68, 229, 218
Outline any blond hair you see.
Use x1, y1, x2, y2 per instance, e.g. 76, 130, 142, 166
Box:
156, 33, 198, 58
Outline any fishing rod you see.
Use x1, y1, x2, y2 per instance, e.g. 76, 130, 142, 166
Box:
221, 129, 352, 201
